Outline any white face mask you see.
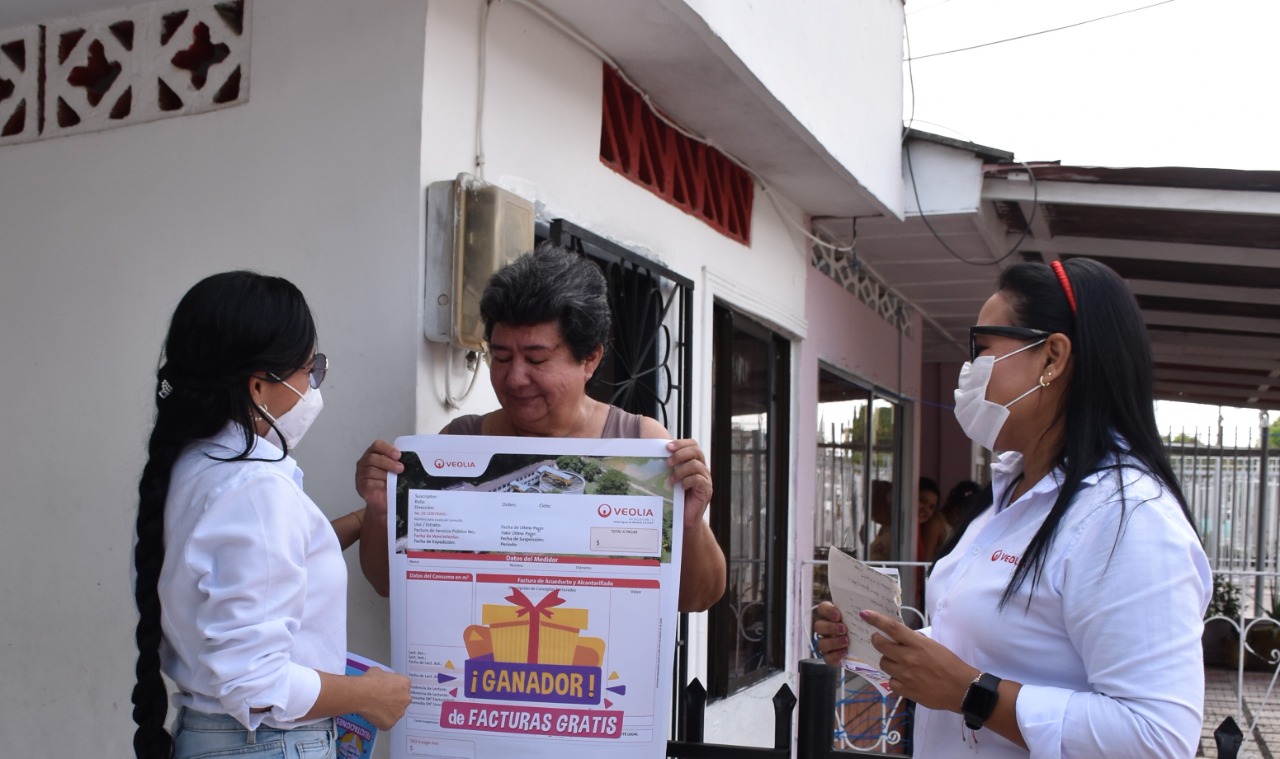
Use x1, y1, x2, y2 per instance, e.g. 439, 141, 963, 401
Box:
953, 339, 1046, 451
262, 384, 324, 450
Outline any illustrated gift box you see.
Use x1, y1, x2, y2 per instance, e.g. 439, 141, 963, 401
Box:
465, 588, 605, 667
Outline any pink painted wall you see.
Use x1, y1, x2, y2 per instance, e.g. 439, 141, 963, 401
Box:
921, 360, 977, 496
793, 263, 923, 659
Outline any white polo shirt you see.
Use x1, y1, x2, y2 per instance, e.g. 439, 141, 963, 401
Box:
158, 423, 347, 730
915, 449, 1211, 758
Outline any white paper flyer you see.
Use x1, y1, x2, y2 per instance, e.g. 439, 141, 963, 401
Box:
387, 435, 684, 759
826, 545, 902, 696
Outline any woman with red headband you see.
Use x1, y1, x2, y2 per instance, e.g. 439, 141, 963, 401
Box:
815, 258, 1211, 757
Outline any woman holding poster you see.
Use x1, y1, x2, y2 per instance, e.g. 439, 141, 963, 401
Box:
814, 259, 1211, 757
354, 243, 726, 612
130, 272, 410, 759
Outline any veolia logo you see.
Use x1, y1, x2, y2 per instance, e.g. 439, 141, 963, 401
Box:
991, 549, 1020, 566
598, 503, 655, 518
430, 457, 481, 476
433, 458, 477, 469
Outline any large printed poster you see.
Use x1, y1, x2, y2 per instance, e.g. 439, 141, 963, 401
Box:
387, 435, 684, 759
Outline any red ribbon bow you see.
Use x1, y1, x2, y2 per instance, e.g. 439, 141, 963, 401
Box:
505, 587, 566, 663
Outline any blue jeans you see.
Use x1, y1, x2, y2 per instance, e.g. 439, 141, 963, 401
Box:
171, 707, 336, 759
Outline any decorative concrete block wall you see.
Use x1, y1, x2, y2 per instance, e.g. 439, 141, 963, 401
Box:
812, 243, 913, 336
0, 0, 249, 146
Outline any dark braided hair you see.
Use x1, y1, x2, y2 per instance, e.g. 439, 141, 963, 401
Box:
131, 271, 316, 758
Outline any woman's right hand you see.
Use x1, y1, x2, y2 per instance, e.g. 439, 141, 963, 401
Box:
355, 439, 403, 518
814, 600, 848, 667
356, 439, 400, 597
357, 667, 412, 730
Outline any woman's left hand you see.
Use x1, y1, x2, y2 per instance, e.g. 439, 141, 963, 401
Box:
667, 439, 712, 528
862, 610, 977, 712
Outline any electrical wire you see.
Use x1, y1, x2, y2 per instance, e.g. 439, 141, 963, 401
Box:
906, 0, 1177, 62
903, 9, 1037, 267
444, 346, 483, 410
904, 119, 977, 144
900, 10, 1018, 360
904, 142, 1038, 266
903, 15, 916, 145
489, 0, 958, 352
475, 0, 495, 180
501, 0, 863, 257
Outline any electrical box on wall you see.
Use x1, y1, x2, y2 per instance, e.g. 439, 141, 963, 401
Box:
424, 174, 535, 352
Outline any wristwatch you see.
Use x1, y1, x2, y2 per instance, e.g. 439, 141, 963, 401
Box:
961, 672, 1002, 730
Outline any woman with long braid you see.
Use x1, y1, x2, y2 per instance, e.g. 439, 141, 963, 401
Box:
131, 271, 409, 759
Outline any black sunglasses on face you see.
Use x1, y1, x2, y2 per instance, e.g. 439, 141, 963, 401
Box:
307, 353, 328, 389
266, 353, 328, 390
968, 326, 1050, 362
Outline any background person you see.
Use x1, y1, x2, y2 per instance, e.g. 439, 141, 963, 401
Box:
916, 476, 947, 562
356, 243, 726, 612
940, 478, 981, 532
914, 476, 947, 611
130, 271, 410, 759
814, 258, 1211, 757
866, 479, 894, 561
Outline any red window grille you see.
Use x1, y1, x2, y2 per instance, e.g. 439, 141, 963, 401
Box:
600, 64, 753, 245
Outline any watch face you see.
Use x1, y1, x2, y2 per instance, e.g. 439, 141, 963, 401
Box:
962, 674, 1000, 729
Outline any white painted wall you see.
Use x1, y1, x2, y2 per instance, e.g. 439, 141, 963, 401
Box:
679, 0, 907, 218
414, 0, 811, 440
415, 1, 818, 745
0, 1, 426, 754
0, 0, 917, 753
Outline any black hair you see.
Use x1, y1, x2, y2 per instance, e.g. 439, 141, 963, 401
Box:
941, 258, 1194, 609
131, 271, 316, 758
479, 242, 611, 362
941, 479, 980, 519
918, 476, 940, 499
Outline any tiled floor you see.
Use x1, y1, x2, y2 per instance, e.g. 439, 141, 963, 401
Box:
1202, 667, 1280, 758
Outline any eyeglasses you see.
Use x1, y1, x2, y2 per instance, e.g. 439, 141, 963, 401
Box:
968, 326, 1050, 362
307, 353, 328, 389
266, 354, 328, 389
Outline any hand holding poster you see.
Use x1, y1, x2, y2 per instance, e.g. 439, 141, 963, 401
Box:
386, 435, 683, 759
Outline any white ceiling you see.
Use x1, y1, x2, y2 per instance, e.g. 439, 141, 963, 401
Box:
833, 163, 1280, 411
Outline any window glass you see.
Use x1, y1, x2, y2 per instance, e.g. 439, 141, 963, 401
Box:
710, 305, 790, 697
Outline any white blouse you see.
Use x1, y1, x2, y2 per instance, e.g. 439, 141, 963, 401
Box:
915, 449, 1212, 758
158, 423, 346, 730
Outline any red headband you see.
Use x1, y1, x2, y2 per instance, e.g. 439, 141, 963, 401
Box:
1051, 260, 1077, 315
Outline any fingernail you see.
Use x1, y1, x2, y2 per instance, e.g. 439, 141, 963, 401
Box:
837, 624, 845, 634
859, 610, 871, 621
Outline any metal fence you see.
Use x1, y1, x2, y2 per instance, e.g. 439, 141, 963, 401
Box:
798, 422, 1280, 756
1168, 423, 1280, 751
803, 559, 929, 755
1166, 425, 1278, 614
666, 662, 901, 759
